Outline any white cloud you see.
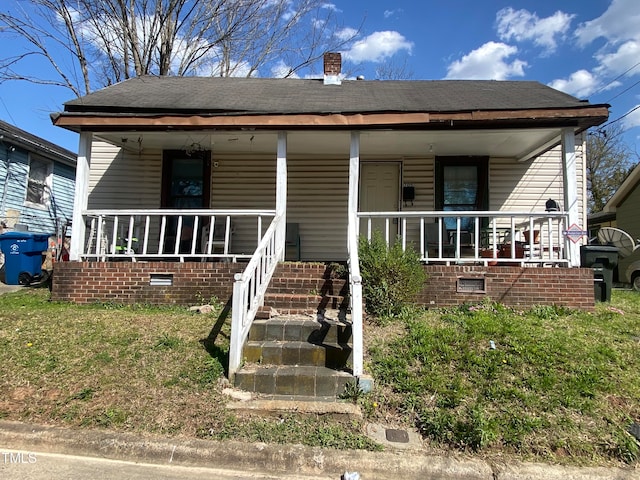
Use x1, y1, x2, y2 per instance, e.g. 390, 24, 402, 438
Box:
548, 70, 599, 98
622, 104, 640, 130
384, 10, 394, 19
594, 40, 640, 77
445, 42, 527, 80
575, 0, 640, 47
270, 60, 300, 78
343, 31, 413, 63
321, 3, 340, 12
336, 27, 358, 41
496, 7, 574, 53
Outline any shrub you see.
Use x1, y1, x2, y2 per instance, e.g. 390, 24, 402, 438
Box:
358, 231, 426, 318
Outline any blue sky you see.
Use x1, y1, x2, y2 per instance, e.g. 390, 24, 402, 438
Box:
1, 0, 639, 154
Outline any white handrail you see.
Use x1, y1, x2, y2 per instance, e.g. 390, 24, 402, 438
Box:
347, 220, 363, 377
229, 214, 284, 379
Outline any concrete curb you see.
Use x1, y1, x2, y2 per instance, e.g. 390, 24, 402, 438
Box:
0, 420, 638, 479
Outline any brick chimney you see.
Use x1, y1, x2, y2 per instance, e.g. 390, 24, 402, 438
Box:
323, 52, 342, 85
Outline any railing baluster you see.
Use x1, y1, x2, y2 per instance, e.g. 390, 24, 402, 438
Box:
127, 215, 135, 254
174, 216, 183, 255
111, 216, 119, 256
142, 216, 150, 254
159, 216, 167, 254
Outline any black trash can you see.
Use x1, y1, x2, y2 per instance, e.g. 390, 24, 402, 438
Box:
580, 245, 619, 302
0, 232, 50, 285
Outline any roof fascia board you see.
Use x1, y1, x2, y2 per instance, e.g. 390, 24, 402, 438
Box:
53, 106, 609, 131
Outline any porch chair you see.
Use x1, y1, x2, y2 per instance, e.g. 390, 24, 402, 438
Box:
424, 222, 454, 258
201, 221, 233, 256
285, 222, 301, 261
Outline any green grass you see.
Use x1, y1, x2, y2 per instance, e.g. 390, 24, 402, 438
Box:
365, 292, 640, 465
2, 288, 640, 462
0, 288, 375, 450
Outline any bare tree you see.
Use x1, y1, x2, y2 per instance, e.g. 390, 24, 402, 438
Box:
374, 55, 414, 80
586, 123, 638, 213
0, 0, 359, 96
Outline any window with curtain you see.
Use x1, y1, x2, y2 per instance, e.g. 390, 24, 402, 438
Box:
435, 156, 488, 231
26, 156, 52, 206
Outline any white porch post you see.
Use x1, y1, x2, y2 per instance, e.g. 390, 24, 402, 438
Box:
69, 132, 92, 261
276, 131, 287, 260
348, 132, 360, 233
561, 128, 580, 267
349, 131, 363, 377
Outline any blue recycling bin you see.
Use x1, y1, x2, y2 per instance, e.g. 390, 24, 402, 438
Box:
0, 232, 50, 285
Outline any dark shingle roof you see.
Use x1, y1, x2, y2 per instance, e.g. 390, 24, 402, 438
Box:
63, 76, 596, 115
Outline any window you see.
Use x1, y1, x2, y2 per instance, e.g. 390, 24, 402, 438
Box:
26, 156, 52, 207
435, 156, 488, 231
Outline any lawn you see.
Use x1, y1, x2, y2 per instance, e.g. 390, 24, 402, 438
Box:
0, 287, 638, 465
365, 291, 640, 465
0, 289, 377, 450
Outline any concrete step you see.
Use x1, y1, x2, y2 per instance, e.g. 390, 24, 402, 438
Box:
243, 340, 352, 369
248, 317, 352, 344
234, 365, 353, 397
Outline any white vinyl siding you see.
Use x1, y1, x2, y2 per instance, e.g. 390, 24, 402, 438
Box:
211, 154, 349, 261
88, 140, 161, 209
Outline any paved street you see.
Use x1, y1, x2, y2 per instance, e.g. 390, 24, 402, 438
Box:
0, 449, 337, 480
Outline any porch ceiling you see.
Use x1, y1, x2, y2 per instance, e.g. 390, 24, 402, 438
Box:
96, 127, 563, 160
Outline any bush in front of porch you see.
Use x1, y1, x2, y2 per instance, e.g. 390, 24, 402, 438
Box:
358, 231, 426, 320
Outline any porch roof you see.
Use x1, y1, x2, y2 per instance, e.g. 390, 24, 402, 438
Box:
52, 76, 609, 132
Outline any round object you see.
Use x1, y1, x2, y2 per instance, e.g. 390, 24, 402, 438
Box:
633, 274, 640, 292
18, 271, 32, 286
597, 227, 636, 258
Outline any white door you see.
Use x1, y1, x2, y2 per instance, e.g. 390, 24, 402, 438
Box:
359, 162, 400, 238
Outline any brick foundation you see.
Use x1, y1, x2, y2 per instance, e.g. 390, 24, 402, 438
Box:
51, 261, 241, 305
420, 265, 595, 311
50, 261, 596, 311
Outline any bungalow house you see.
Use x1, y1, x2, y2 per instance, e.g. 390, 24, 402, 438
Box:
0, 120, 76, 269
50, 53, 608, 393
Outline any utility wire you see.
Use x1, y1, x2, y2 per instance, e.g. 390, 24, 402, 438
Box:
593, 60, 640, 97
605, 77, 640, 103
599, 104, 640, 130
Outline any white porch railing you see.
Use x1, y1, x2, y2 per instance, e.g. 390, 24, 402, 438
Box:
358, 211, 572, 266
81, 209, 275, 262
229, 213, 284, 379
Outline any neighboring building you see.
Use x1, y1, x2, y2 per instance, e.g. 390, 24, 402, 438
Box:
0, 119, 76, 236
589, 162, 640, 289
50, 53, 608, 386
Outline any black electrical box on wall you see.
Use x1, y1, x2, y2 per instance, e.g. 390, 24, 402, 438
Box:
403, 185, 415, 202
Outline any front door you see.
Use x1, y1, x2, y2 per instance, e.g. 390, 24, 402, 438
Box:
359, 162, 400, 237
161, 150, 211, 252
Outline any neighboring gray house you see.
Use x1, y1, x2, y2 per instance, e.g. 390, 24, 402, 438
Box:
592, 161, 640, 290
0, 119, 76, 237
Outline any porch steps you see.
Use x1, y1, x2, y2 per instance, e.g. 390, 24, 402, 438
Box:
233, 263, 354, 398
260, 262, 349, 315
